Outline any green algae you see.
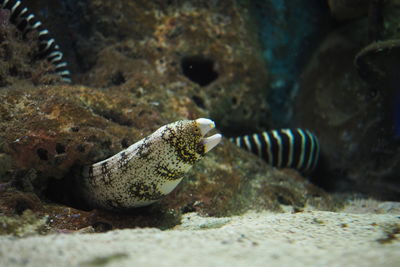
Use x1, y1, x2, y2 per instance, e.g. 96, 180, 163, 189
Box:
0, 210, 48, 237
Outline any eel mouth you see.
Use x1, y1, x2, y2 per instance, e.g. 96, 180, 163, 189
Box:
195, 118, 222, 153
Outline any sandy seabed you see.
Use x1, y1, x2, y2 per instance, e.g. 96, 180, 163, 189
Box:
0, 204, 399, 267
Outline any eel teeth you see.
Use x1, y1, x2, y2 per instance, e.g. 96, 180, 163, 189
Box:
195, 118, 222, 153
203, 134, 222, 153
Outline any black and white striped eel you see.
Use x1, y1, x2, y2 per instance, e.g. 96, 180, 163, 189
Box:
80, 118, 222, 210
1, 0, 71, 82
230, 129, 320, 173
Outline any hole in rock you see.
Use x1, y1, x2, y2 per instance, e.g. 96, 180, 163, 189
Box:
42, 166, 182, 230
191, 95, 205, 109
14, 200, 31, 215
55, 143, 66, 154
9, 66, 18, 76
110, 71, 126, 86
101, 140, 112, 149
181, 203, 196, 214
231, 96, 238, 105
92, 221, 113, 232
120, 138, 130, 148
276, 195, 292, 206
70, 126, 80, 132
181, 56, 218, 86
76, 144, 85, 153
44, 165, 92, 211
36, 148, 48, 160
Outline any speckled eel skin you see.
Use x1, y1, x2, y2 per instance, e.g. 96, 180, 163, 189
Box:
81, 118, 222, 210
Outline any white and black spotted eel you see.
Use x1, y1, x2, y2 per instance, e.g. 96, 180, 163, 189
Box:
0, 0, 71, 82
80, 118, 222, 210
230, 129, 320, 174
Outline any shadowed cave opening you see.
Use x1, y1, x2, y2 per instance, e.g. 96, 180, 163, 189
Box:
44, 166, 92, 211
42, 169, 182, 231
181, 56, 219, 86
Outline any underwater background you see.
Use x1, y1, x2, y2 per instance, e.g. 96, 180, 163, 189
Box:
0, 0, 399, 232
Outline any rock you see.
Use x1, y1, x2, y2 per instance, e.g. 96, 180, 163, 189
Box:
355, 39, 400, 88
25, 0, 271, 135
0, 8, 61, 86
342, 198, 400, 214
327, 0, 369, 21
0, 209, 49, 237
383, 1, 400, 37
294, 19, 400, 199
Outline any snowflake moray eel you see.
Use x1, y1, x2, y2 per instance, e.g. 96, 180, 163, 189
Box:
230, 128, 320, 174
80, 118, 222, 210
0, 0, 71, 82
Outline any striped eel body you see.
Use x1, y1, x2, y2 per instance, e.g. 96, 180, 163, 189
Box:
230, 129, 320, 174
81, 118, 222, 210
0, 0, 71, 82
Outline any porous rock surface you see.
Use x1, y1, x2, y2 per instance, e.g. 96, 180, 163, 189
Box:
27, 0, 271, 135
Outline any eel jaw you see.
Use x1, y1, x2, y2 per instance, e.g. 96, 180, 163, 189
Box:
203, 134, 222, 153
195, 118, 222, 153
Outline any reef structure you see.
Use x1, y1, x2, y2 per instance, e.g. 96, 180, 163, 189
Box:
80, 118, 222, 210
0, 0, 71, 82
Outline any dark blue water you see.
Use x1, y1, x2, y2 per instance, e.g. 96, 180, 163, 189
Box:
251, 0, 330, 127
